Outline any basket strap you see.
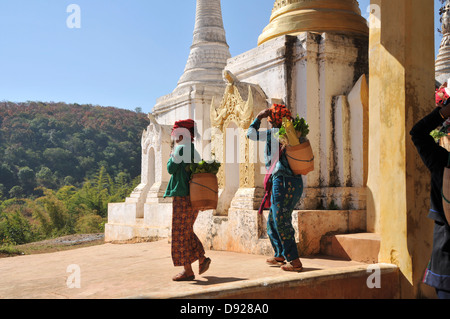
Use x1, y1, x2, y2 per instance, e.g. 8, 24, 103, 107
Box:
190, 181, 218, 194
442, 188, 450, 204
285, 153, 315, 163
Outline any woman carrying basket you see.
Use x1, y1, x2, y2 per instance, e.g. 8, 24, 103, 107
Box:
247, 104, 304, 272
410, 91, 450, 299
164, 119, 211, 281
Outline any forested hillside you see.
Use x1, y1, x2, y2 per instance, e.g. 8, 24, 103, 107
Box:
0, 101, 148, 199
0, 101, 149, 246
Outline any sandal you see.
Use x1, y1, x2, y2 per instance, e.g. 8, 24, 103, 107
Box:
199, 257, 211, 275
281, 262, 303, 273
172, 272, 195, 282
266, 257, 286, 266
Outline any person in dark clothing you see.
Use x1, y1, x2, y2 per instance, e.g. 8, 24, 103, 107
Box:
410, 100, 450, 299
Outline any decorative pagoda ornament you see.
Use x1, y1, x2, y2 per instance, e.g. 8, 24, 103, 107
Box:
258, 0, 369, 46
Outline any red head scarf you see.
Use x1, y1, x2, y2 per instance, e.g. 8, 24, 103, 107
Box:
268, 104, 292, 128
171, 119, 195, 141
436, 87, 450, 105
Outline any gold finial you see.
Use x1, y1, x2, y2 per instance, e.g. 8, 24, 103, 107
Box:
258, 0, 368, 46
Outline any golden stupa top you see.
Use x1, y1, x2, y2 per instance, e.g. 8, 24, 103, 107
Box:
258, 0, 369, 46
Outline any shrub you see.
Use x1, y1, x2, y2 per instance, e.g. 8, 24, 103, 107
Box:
75, 214, 105, 234
0, 211, 34, 245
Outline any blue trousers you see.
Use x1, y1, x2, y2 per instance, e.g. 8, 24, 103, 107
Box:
267, 175, 303, 262
436, 289, 450, 299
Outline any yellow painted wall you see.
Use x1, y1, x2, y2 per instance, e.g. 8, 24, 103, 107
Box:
367, 0, 436, 298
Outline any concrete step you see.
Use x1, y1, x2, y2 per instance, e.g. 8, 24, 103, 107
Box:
159, 262, 399, 299
320, 232, 381, 263
293, 209, 367, 256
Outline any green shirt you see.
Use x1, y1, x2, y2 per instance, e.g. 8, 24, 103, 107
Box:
164, 143, 200, 198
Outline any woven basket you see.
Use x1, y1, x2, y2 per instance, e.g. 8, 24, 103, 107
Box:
440, 135, 450, 152
190, 173, 218, 211
442, 167, 450, 224
285, 140, 315, 175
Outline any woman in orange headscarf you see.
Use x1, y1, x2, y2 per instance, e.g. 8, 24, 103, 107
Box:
247, 104, 304, 272
164, 119, 211, 281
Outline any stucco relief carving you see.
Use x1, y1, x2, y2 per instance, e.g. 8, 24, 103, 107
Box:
142, 114, 161, 154
210, 70, 254, 131
140, 114, 172, 188
210, 71, 266, 190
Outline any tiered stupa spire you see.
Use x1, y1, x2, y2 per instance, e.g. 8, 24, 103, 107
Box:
176, 0, 231, 88
436, 0, 450, 84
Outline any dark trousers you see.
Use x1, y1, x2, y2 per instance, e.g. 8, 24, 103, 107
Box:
436, 289, 450, 299
267, 175, 303, 262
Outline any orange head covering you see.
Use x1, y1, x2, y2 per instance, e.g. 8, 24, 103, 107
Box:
268, 104, 292, 127
171, 119, 195, 141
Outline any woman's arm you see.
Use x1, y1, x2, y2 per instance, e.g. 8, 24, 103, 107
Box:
247, 109, 271, 141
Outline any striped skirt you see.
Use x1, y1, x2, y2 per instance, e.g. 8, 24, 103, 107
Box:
171, 196, 205, 267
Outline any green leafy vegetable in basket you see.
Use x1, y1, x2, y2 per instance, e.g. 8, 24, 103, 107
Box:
275, 115, 309, 144
293, 115, 309, 139
431, 128, 447, 143
190, 160, 221, 175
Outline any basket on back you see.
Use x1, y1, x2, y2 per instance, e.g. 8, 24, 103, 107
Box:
442, 149, 450, 224
189, 160, 221, 211
286, 140, 315, 175
190, 173, 218, 211
278, 116, 314, 176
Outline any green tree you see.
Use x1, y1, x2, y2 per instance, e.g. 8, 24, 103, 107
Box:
0, 184, 5, 201
0, 164, 15, 191
9, 186, 24, 199
43, 148, 76, 175
36, 167, 57, 189
75, 214, 104, 234
18, 167, 36, 195
0, 211, 33, 245
68, 167, 108, 218
32, 188, 73, 237
63, 176, 75, 186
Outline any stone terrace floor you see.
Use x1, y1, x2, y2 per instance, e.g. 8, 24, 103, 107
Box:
0, 239, 387, 299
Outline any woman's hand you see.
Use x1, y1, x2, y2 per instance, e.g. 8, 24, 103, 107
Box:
437, 82, 449, 107
257, 109, 271, 121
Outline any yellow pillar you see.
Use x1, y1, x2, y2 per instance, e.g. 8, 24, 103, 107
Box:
367, 0, 436, 298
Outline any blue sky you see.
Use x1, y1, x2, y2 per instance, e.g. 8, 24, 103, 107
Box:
0, 0, 443, 113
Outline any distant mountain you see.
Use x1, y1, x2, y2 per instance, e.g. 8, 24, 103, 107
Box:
0, 101, 149, 199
